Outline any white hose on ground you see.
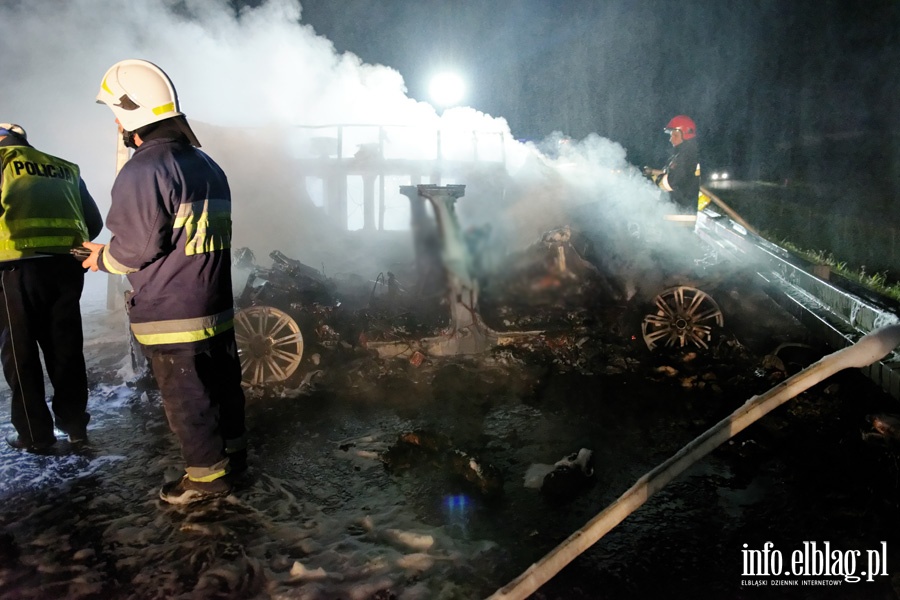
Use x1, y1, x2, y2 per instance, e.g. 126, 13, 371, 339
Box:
488, 324, 900, 600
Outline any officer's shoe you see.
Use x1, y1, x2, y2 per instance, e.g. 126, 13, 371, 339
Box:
57, 413, 90, 444
159, 475, 232, 505
6, 433, 56, 453
65, 426, 89, 445
56, 424, 88, 445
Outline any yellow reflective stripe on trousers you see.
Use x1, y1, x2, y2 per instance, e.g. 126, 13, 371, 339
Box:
130, 309, 235, 346
186, 458, 228, 482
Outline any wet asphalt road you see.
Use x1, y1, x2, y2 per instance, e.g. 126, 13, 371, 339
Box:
1, 281, 900, 599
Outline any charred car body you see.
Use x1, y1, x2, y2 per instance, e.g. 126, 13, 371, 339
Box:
229, 181, 900, 409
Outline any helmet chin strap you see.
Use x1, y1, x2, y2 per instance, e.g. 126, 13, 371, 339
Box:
122, 129, 139, 149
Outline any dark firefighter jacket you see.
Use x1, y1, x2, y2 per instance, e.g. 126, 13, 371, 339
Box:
661, 137, 700, 211
0, 138, 102, 260
97, 136, 235, 354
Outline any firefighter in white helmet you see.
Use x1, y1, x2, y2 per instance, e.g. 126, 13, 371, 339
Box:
0, 123, 102, 451
642, 115, 701, 213
83, 59, 247, 504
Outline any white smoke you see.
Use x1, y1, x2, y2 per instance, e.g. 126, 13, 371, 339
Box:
1, 0, 684, 286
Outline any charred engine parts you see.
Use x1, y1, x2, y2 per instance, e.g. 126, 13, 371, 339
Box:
234, 250, 338, 388
641, 285, 725, 351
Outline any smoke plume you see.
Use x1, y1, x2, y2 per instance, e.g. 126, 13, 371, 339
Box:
1, 0, 686, 288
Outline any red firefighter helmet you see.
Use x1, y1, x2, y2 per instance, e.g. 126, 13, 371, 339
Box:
664, 115, 697, 140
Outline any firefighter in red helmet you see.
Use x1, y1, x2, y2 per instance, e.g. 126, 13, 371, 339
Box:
643, 115, 701, 213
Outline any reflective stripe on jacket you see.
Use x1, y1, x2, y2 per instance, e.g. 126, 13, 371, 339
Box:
130, 308, 235, 346
175, 198, 233, 256
0, 145, 89, 260
98, 137, 235, 352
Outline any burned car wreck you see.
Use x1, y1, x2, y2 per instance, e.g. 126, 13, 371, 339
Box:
231, 184, 739, 395
225, 184, 799, 507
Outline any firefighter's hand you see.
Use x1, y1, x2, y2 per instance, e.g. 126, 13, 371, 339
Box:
643, 166, 662, 179
81, 241, 104, 272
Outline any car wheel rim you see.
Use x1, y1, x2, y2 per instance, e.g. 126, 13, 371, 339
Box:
234, 305, 304, 386
641, 286, 724, 351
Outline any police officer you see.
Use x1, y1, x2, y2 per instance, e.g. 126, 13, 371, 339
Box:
0, 123, 103, 451
642, 115, 701, 213
82, 60, 247, 505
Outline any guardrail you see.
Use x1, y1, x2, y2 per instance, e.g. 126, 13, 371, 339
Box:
707, 183, 900, 279
694, 200, 900, 401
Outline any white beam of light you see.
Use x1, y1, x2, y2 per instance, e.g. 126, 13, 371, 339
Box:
429, 72, 466, 108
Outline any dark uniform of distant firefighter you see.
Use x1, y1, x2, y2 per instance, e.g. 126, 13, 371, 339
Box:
643, 115, 701, 213
82, 59, 247, 505
0, 123, 103, 452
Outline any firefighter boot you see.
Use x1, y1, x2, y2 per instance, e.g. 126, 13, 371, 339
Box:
159, 474, 232, 505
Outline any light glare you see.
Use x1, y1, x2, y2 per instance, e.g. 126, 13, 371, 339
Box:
429, 72, 465, 108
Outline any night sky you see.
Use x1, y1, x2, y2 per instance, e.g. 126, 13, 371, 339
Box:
277, 0, 899, 183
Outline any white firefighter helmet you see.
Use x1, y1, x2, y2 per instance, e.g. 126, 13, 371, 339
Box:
96, 59, 183, 132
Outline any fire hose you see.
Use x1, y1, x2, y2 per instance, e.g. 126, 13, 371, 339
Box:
700, 185, 758, 235
487, 324, 900, 600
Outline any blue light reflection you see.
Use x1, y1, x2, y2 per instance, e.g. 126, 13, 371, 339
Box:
442, 494, 473, 537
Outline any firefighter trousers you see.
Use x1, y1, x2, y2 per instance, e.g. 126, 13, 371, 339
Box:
0, 256, 90, 445
148, 334, 246, 480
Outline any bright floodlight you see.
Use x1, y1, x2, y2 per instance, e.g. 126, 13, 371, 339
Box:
429, 72, 465, 108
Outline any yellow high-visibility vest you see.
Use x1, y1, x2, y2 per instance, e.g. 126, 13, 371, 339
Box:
0, 144, 89, 260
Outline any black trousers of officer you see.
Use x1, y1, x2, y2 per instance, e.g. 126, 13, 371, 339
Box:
0, 256, 90, 445
147, 333, 246, 476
